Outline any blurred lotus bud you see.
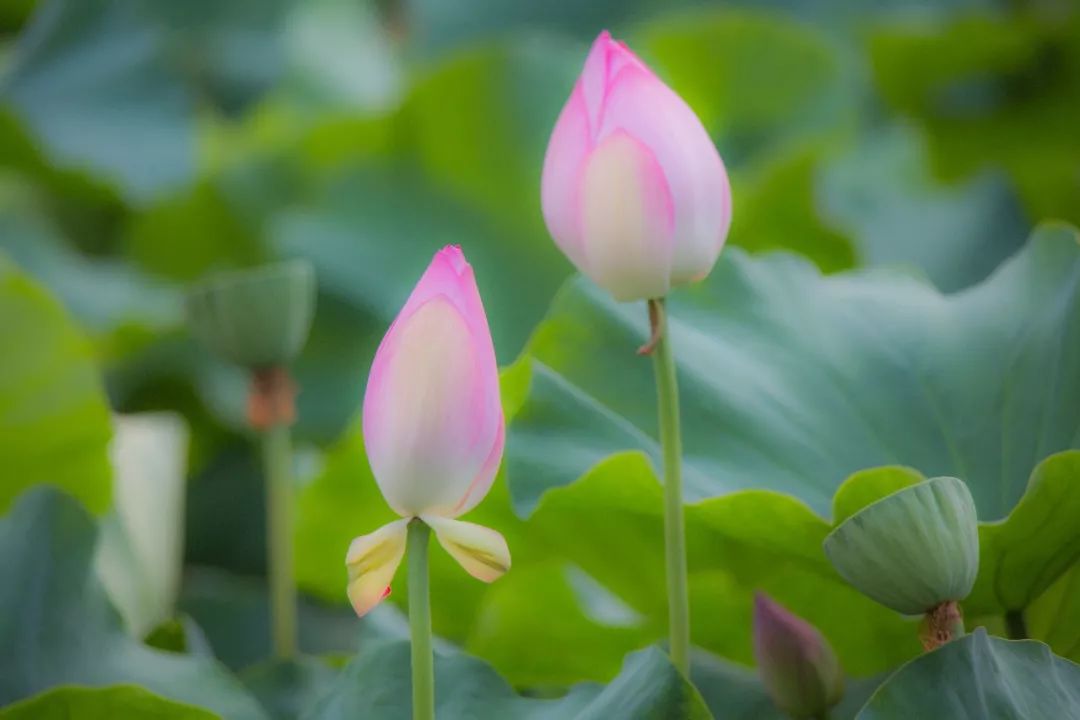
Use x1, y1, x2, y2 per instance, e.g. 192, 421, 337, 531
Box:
185, 259, 316, 369
823, 476, 979, 616
541, 30, 732, 302
753, 593, 843, 719
346, 246, 510, 617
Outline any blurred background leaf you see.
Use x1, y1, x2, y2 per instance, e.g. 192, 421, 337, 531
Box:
2, 0, 1079, 715
0, 685, 220, 720
0, 488, 266, 719
508, 225, 1080, 520
0, 254, 112, 514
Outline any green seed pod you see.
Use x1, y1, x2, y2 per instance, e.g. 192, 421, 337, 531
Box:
822, 476, 979, 615
186, 260, 316, 369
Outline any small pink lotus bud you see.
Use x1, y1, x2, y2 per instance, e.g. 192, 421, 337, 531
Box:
753, 592, 844, 719
345, 246, 510, 617
541, 31, 732, 302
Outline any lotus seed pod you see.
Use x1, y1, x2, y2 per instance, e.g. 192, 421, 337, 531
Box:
822, 476, 979, 615
186, 260, 316, 369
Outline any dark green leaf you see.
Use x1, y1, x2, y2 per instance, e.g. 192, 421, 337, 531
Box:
508, 224, 1080, 521
821, 124, 1029, 292
241, 657, 339, 720
178, 565, 376, 671
856, 629, 1080, 719
3, 0, 196, 201
304, 642, 711, 719
0, 488, 266, 720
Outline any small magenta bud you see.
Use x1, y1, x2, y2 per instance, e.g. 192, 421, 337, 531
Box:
753, 593, 844, 719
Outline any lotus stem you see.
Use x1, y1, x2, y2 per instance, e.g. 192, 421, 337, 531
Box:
646, 298, 691, 674
408, 519, 435, 720
1005, 609, 1028, 640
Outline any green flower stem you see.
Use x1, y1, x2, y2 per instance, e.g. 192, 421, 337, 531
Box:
408, 519, 435, 720
1005, 609, 1028, 640
262, 420, 297, 658
649, 298, 691, 675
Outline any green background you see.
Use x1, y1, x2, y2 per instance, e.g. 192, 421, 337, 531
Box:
1, 0, 1078, 717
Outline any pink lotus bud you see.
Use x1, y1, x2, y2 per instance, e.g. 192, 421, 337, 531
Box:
345, 246, 510, 617
753, 593, 844, 719
541, 31, 732, 302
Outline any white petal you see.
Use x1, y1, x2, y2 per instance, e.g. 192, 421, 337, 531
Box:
345, 519, 409, 617
421, 515, 511, 583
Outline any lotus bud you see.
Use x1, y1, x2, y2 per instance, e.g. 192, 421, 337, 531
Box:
345, 246, 510, 616
753, 593, 843, 719
541, 31, 732, 302
185, 260, 316, 369
823, 476, 979, 617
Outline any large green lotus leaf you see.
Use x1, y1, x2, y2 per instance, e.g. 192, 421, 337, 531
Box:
178, 564, 400, 671
402, 0, 993, 58
274, 38, 581, 364
1028, 563, 1080, 663
0, 0, 35, 31
124, 181, 266, 283
462, 560, 653, 686
0, 488, 266, 720
641, 12, 854, 157
2, 0, 196, 202
870, 13, 1080, 226
830, 467, 924, 525
2, 0, 298, 201
0, 118, 125, 247
0, 199, 180, 336
0, 254, 112, 514
303, 641, 711, 720
240, 657, 339, 720
821, 124, 1029, 292
967, 451, 1080, 614
296, 442, 916, 683
0, 685, 218, 720
507, 223, 1080, 520
856, 629, 1080, 719
524, 452, 918, 675
725, 143, 854, 273
271, 165, 568, 365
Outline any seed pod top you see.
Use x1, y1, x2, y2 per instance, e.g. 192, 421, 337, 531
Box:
823, 476, 979, 616
185, 260, 316, 369
541, 31, 732, 302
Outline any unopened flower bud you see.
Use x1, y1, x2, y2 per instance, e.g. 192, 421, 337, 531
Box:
753, 592, 844, 719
